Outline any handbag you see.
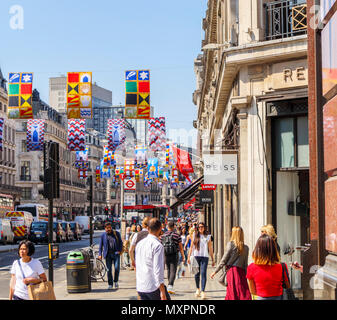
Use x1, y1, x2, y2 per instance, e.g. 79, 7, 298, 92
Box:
218, 254, 240, 287
189, 256, 199, 275
281, 262, 298, 300
18, 260, 56, 300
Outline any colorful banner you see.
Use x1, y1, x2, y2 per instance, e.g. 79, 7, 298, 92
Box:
26, 119, 45, 151
78, 169, 87, 179
135, 145, 147, 165
75, 147, 89, 169
147, 158, 159, 179
8, 72, 33, 119
107, 119, 126, 152
125, 70, 150, 119
67, 72, 92, 119
68, 119, 86, 151
171, 144, 193, 182
0, 118, 3, 151
96, 166, 101, 183
100, 159, 111, 179
148, 117, 166, 151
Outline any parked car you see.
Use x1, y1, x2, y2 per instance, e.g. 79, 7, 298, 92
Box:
0, 218, 15, 245
53, 222, 67, 243
74, 216, 90, 234
69, 222, 82, 241
28, 221, 56, 244
61, 221, 74, 241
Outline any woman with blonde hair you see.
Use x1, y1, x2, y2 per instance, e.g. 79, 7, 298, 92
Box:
210, 226, 251, 300
260, 224, 280, 254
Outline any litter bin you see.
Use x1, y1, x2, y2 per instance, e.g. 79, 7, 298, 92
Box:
66, 250, 91, 293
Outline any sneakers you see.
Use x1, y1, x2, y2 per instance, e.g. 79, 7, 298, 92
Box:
201, 291, 206, 300
167, 285, 175, 294
108, 285, 113, 290
195, 288, 201, 297
114, 282, 119, 289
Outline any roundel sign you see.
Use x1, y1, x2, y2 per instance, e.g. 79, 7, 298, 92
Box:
124, 178, 136, 190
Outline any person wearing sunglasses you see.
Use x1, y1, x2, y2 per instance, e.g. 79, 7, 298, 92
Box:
187, 222, 215, 300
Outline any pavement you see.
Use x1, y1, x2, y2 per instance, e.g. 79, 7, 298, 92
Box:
53, 263, 226, 300
0, 233, 226, 300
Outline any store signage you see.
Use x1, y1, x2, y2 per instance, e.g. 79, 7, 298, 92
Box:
124, 178, 136, 191
200, 190, 214, 204
203, 153, 237, 185
201, 184, 217, 190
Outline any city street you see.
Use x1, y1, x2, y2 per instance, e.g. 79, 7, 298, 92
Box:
0, 0, 336, 303
0, 230, 225, 300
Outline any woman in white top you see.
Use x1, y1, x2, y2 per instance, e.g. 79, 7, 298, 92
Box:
9, 240, 47, 300
187, 222, 215, 300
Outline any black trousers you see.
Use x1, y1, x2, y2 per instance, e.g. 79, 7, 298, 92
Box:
138, 286, 171, 300
165, 253, 178, 286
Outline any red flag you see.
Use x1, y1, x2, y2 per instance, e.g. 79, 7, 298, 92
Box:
171, 144, 194, 182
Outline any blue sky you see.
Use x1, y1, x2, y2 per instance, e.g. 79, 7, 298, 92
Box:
0, 0, 207, 145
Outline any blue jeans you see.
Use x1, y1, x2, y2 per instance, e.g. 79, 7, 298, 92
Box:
105, 252, 120, 285
194, 256, 209, 292
138, 286, 171, 300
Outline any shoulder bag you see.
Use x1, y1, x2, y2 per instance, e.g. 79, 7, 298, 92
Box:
218, 253, 240, 287
189, 255, 199, 275
281, 262, 298, 300
18, 260, 56, 300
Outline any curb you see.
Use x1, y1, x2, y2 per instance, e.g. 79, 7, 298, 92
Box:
0, 233, 102, 254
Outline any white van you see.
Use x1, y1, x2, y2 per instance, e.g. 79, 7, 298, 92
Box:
74, 216, 90, 234
0, 218, 14, 245
5, 211, 34, 242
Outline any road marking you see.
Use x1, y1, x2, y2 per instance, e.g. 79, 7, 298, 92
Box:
0, 249, 80, 271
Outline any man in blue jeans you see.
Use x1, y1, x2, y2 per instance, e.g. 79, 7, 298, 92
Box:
98, 222, 122, 290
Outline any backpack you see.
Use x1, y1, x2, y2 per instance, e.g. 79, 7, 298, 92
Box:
162, 232, 178, 255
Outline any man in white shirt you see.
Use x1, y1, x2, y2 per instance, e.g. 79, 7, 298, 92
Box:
135, 218, 170, 300
129, 216, 150, 268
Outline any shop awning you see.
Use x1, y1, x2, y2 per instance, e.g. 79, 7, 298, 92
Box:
123, 204, 169, 210
170, 176, 204, 210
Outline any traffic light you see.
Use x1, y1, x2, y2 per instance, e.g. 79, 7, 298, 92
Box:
39, 142, 60, 200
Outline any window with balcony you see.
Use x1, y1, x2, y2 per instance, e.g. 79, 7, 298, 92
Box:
265, 0, 307, 40
21, 140, 27, 152
21, 187, 32, 200
20, 161, 31, 181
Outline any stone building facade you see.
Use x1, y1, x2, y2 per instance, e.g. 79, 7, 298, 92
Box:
0, 68, 20, 216
15, 90, 87, 220
194, 0, 309, 297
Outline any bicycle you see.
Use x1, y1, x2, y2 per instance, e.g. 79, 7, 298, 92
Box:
87, 244, 107, 281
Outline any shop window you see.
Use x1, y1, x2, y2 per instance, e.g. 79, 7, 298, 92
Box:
273, 116, 309, 169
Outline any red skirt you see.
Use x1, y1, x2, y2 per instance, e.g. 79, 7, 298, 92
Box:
225, 266, 252, 300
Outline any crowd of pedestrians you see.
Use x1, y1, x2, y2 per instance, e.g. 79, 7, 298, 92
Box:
7, 212, 301, 301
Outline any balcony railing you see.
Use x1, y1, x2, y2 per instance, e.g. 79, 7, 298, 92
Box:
265, 0, 307, 41
20, 175, 31, 181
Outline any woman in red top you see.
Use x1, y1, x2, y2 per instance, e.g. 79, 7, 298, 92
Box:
246, 234, 290, 300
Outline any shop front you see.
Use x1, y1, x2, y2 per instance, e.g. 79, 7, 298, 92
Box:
269, 98, 310, 291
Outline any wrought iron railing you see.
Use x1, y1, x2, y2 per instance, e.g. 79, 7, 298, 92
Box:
265, 0, 307, 40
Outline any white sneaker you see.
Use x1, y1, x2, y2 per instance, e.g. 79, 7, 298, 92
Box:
108, 285, 113, 290
167, 285, 175, 294
114, 282, 119, 289
195, 288, 201, 297
201, 291, 206, 300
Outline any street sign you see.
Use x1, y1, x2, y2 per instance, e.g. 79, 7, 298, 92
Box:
124, 193, 136, 206
120, 173, 126, 181
124, 177, 136, 190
